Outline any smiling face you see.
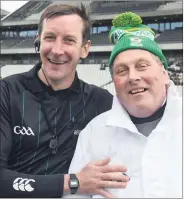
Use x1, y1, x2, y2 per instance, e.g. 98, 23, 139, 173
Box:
39, 14, 90, 85
112, 49, 169, 118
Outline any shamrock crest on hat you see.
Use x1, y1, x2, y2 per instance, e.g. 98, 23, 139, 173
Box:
109, 12, 155, 44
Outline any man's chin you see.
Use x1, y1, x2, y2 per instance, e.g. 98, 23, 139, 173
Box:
49, 75, 65, 82
129, 107, 154, 118
125, 102, 154, 117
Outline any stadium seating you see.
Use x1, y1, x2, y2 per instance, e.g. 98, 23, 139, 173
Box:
155, 28, 182, 43
77, 64, 112, 87
1, 38, 22, 48
90, 1, 165, 14
11, 38, 35, 48
90, 31, 110, 45
1, 64, 182, 96
157, 1, 182, 11
2, 1, 51, 22
24, 1, 51, 21
1, 0, 182, 89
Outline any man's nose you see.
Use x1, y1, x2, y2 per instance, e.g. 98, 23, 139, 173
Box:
128, 69, 140, 83
51, 40, 65, 55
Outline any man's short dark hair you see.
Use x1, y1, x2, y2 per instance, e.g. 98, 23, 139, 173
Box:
38, 3, 91, 44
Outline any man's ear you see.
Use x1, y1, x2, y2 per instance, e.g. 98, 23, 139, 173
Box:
81, 40, 91, 59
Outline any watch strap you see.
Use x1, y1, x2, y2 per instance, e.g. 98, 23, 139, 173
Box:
69, 174, 79, 194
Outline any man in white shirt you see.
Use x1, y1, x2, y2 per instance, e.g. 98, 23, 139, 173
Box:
64, 12, 182, 198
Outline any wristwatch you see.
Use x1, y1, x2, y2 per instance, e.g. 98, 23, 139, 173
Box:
68, 174, 80, 194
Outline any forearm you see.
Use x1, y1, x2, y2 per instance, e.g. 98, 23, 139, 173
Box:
0, 167, 63, 198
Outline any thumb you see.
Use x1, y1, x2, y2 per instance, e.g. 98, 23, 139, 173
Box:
95, 157, 110, 166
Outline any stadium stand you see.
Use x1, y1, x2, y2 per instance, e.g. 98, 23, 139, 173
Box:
11, 38, 35, 49
0, 9, 9, 19
91, 31, 110, 45
90, 1, 166, 14
157, 1, 182, 11
0, 0, 183, 93
1, 38, 21, 49
2, 1, 51, 22
1, 63, 182, 96
155, 28, 182, 43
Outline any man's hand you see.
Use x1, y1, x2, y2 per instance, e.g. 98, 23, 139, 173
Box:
76, 157, 130, 198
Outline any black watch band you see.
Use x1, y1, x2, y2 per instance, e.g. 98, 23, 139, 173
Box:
68, 174, 80, 194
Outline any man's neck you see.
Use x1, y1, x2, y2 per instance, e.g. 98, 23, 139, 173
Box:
129, 100, 167, 124
37, 68, 75, 91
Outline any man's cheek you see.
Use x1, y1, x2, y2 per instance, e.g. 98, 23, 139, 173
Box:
114, 77, 125, 89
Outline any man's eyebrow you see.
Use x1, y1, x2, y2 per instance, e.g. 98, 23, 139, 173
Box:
43, 31, 55, 35
136, 58, 149, 63
115, 58, 149, 68
115, 63, 128, 68
64, 34, 77, 39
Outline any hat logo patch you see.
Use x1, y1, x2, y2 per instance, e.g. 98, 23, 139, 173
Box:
130, 37, 143, 46
132, 30, 154, 40
113, 29, 125, 43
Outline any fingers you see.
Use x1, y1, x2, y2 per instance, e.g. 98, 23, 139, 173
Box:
100, 180, 128, 189
95, 157, 110, 166
100, 164, 127, 173
101, 172, 130, 182
96, 188, 115, 198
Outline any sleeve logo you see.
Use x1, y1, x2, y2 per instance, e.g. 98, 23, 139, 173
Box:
13, 178, 35, 192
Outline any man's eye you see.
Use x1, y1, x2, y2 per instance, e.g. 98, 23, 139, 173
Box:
65, 38, 75, 44
44, 36, 55, 40
117, 69, 127, 74
138, 64, 148, 69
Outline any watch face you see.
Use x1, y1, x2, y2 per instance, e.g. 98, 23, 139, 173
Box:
70, 179, 78, 188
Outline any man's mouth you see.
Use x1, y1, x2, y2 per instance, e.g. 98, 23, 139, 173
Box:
48, 58, 68, 65
129, 88, 148, 95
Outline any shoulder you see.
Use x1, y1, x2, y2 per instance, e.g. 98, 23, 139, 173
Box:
2, 68, 32, 85
82, 80, 113, 96
2, 73, 25, 84
1, 66, 36, 91
81, 80, 113, 105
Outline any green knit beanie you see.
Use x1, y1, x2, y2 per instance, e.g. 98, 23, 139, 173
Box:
109, 12, 168, 69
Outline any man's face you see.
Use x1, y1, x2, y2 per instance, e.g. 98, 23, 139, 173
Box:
39, 14, 90, 83
112, 49, 169, 118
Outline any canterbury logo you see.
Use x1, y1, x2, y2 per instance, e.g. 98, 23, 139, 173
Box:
14, 126, 35, 136
13, 178, 35, 192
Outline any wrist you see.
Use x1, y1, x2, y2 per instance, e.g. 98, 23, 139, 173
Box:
68, 173, 80, 194
64, 174, 70, 194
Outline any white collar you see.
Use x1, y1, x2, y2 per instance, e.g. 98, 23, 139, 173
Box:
106, 80, 180, 133
106, 95, 139, 134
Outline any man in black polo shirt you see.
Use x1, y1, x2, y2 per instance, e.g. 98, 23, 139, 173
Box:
0, 3, 129, 198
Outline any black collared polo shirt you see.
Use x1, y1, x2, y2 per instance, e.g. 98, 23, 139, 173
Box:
0, 62, 113, 197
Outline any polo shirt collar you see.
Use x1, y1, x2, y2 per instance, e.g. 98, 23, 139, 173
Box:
106, 81, 179, 134
26, 62, 81, 94
106, 96, 139, 134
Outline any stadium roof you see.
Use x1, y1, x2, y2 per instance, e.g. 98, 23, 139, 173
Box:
1, 9, 9, 16
1, 0, 182, 26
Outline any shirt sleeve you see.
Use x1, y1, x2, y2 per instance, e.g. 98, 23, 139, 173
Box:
63, 124, 93, 198
0, 80, 63, 198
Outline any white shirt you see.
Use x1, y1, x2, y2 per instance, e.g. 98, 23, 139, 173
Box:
64, 82, 182, 198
